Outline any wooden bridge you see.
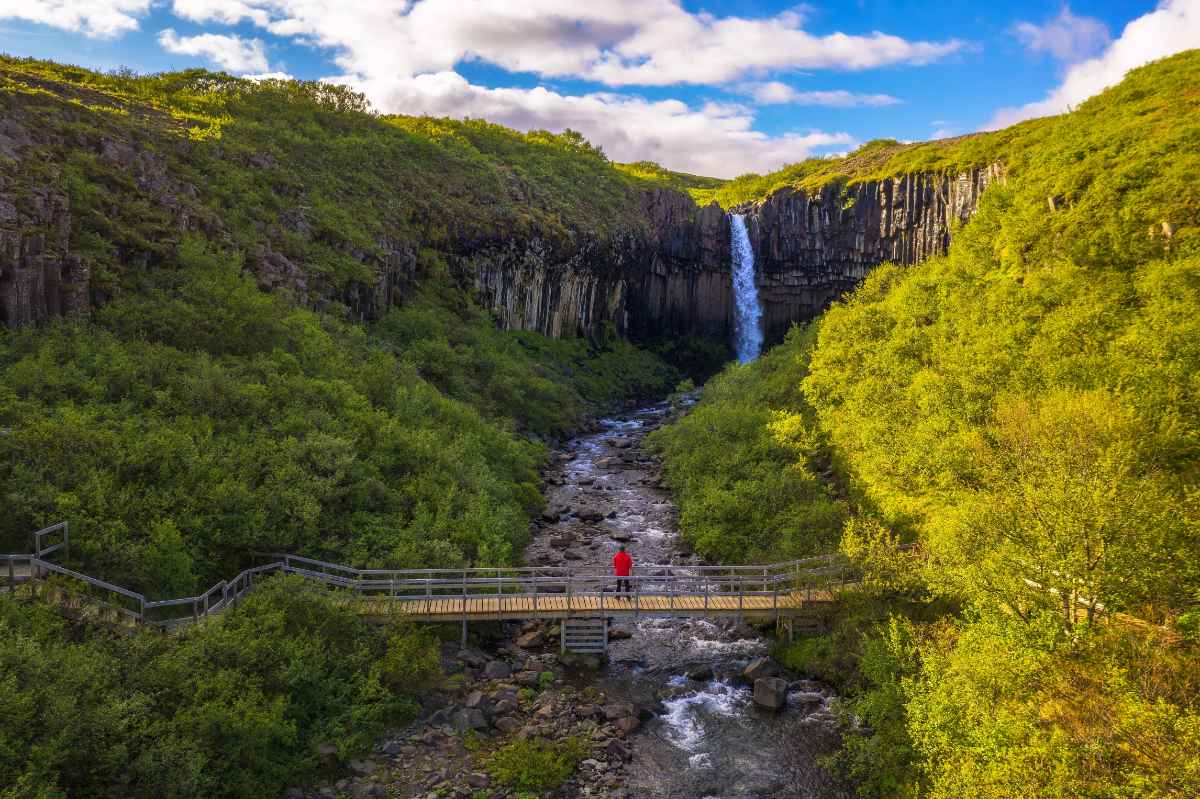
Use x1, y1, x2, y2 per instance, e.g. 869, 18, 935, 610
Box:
2, 523, 851, 641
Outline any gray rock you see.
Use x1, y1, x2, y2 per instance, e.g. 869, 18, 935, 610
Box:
604, 702, 635, 721
516, 630, 545, 648
317, 742, 339, 769
348, 759, 376, 777
456, 708, 488, 731
753, 677, 789, 711
743, 656, 780, 683
493, 716, 522, 733
483, 661, 512, 680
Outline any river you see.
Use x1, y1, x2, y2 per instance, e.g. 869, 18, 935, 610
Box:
525, 402, 851, 799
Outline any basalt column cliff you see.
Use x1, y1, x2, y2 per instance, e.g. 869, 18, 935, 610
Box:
471, 165, 1003, 346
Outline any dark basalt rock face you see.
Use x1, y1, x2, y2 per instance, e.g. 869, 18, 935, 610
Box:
741, 164, 1004, 342
0, 92, 999, 342
470, 165, 1002, 345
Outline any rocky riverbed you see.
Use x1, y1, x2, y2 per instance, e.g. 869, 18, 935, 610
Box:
289, 402, 850, 799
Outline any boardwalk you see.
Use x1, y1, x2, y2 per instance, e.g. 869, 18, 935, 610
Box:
353, 588, 839, 622
3, 524, 849, 628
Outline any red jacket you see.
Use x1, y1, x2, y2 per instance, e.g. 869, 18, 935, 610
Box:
613, 550, 632, 577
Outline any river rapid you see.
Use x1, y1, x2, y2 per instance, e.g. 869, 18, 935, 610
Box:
525, 402, 851, 799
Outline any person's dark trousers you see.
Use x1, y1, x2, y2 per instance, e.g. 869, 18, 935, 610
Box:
617, 579, 631, 594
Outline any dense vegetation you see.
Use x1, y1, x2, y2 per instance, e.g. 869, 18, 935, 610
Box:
647, 325, 844, 563
0, 575, 442, 799
0, 233, 675, 594
0, 55, 685, 593
656, 51, 1200, 797
0, 55, 686, 799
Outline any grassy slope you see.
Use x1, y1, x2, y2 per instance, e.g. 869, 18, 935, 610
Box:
0, 55, 715, 299
0, 57, 682, 593
655, 51, 1200, 798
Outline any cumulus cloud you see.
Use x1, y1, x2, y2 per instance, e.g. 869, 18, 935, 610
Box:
158, 29, 270, 73
169, 0, 962, 86
242, 71, 293, 81
741, 81, 900, 107
1012, 6, 1110, 62
348, 71, 855, 177
0, 0, 150, 38
989, 0, 1200, 129
159, 0, 952, 173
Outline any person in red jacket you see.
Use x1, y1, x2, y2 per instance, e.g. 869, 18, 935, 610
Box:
613, 545, 633, 595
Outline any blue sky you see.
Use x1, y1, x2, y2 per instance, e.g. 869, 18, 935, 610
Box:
2, 1, 1197, 176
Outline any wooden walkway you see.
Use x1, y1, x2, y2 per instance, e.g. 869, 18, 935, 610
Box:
353, 589, 838, 622
3, 524, 851, 628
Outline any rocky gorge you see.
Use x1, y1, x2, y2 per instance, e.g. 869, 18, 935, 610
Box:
0, 66, 1000, 346
283, 403, 849, 799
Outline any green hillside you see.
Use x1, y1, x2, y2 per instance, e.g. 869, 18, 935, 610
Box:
0, 55, 681, 592
653, 51, 1200, 798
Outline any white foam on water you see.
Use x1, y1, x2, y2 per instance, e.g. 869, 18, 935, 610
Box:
660, 679, 749, 752
689, 753, 714, 769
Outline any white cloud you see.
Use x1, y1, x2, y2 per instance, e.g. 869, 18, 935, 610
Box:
0, 0, 150, 38
172, 0, 271, 27
170, 0, 963, 86
1012, 6, 1110, 62
989, 0, 1200, 128
351, 71, 855, 178
158, 29, 270, 73
159, 0, 955, 174
741, 81, 900, 107
243, 71, 293, 81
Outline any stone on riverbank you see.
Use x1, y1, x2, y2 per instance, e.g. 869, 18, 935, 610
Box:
753, 677, 789, 710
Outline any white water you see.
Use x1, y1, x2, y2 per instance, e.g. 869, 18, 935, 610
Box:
729, 214, 763, 363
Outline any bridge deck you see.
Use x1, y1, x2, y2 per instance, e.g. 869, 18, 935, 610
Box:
351, 589, 836, 621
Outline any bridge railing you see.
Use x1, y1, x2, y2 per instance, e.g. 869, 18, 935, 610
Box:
4, 523, 853, 626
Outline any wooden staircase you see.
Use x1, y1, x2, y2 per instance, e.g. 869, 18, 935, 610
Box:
561, 617, 608, 655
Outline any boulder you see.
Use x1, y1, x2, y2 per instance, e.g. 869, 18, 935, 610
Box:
455, 708, 488, 731
685, 664, 714, 681
611, 716, 640, 736
348, 759, 377, 777
515, 670, 541, 686
317, 742, 339, 769
516, 630, 545, 649
483, 661, 512, 680
493, 716, 521, 733
753, 677, 789, 711
742, 657, 780, 683
604, 702, 636, 721
608, 628, 633, 641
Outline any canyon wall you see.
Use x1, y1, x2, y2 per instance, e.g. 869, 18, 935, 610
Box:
470, 164, 1003, 345
0, 81, 1000, 344
743, 164, 1004, 342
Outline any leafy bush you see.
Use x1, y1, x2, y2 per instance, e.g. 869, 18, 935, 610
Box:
0, 575, 433, 799
486, 736, 588, 794
648, 324, 845, 563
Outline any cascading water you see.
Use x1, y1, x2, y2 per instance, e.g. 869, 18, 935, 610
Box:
729, 213, 763, 363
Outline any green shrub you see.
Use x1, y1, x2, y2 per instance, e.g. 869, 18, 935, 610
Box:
486, 736, 588, 794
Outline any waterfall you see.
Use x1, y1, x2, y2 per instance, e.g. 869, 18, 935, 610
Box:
729, 213, 763, 364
